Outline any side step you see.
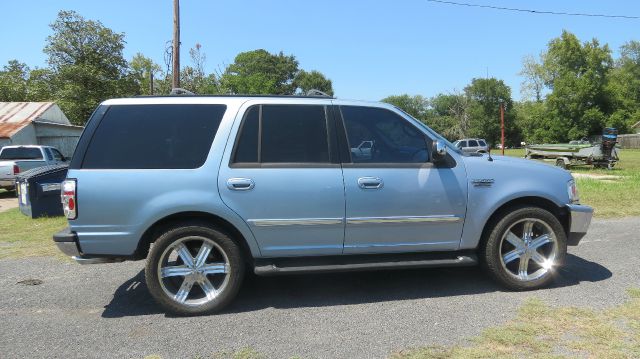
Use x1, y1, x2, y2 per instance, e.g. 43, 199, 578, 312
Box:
254, 252, 478, 276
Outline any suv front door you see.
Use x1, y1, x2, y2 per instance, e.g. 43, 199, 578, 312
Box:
219, 102, 345, 257
337, 105, 467, 254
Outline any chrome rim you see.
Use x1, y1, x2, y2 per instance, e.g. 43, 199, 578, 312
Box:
499, 218, 558, 282
158, 236, 230, 307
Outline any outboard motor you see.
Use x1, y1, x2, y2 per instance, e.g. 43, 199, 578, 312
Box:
601, 127, 618, 160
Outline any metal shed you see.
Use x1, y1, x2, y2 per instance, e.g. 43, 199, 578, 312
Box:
0, 102, 84, 158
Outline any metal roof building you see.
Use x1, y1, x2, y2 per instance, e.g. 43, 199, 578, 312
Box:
0, 102, 84, 158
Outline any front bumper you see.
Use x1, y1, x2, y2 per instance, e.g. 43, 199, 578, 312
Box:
53, 227, 125, 264
566, 204, 593, 246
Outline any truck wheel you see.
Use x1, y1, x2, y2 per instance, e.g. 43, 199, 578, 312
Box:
145, 223, 245, 315
555, 159, 567, 169
481, 206, 567, 290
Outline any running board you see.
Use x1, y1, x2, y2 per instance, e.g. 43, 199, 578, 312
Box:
254, 252, 477, 276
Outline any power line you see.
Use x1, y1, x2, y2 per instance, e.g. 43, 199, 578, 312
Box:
425, 0, 639, 20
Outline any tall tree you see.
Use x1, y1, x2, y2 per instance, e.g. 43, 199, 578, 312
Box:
180, 44, 219, 94
607, 40, 640, 132
130, 53, 162, 95
381, 94, 429, 119
519, 54, 546, 102
464, 78, 519, 146
0, 60, 29, 101
44, 10, 135, 124
220, 49, 299, 95
527, 31, 614, 141
294, 70, 334, 96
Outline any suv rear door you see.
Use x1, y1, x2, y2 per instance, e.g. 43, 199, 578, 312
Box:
218, 101, 345, 257
336, 105, 467, 254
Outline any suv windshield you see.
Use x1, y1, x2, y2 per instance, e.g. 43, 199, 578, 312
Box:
0, 147, 43, 160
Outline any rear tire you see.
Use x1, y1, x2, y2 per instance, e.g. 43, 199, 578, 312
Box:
481, 206, 567, 291
145, 223, 245, 315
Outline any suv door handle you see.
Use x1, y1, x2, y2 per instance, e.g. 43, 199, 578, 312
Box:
358, 177, 384, 189
227, 178, 255, 191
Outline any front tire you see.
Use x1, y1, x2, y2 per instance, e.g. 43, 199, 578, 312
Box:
145, 223, 245, 315
481, 206, 567, 290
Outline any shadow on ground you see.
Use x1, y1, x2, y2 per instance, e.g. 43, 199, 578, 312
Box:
101, 253, 611, 318
0, 190, 16, 199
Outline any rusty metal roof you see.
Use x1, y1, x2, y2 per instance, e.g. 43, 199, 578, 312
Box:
0, 102, 55, 138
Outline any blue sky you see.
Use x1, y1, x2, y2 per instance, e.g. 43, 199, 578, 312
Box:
1, 0, 638, 101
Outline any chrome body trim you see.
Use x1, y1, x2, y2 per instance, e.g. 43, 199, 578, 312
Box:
346, 215, 462, 225
344, 240, 458, 249
72, 256, 125, 265
40, 183, 61, 192
567, 204, 593, 234
248, 218, 344, 227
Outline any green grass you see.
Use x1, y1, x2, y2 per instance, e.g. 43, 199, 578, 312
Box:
0, 208, 67, 259
392, 288, 640, 359
502, 148, 640, 218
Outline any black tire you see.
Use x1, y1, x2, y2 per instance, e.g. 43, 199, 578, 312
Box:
555, 159, 567, 169
480, 206, 567, 291
145, 222, 245, 315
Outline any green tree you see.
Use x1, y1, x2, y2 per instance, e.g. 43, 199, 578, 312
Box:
130, 53, 162, 95
220, 49, 299, 95
522, 31, 614, 141
294, 70, 334, 96
0, 60, 29, 101
44, 10, 136, 124
607, 41, 640, 132
26, 68, 55, 101
382, 94, 428, 119
464, 78, 519, 146
180, 44, 220, 94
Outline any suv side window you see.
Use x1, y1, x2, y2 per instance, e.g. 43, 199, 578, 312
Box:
44, 148, 54, 161
340, 106, 429, 164
468, 140, 479, 147
51, 148, 65, 161
233, 104, 331, 165
460, 141, 467, 147
82, 104, 226, 169
478, 140, 486, 147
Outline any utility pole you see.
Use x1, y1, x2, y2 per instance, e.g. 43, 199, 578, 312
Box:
172, 0, 180, 89
499, 100, 505, 155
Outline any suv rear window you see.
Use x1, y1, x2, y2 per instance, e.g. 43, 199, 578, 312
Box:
81, 104, 226, 169
233, 104, 330, 164
479, 140, 487, 147
0, 147, 43, 160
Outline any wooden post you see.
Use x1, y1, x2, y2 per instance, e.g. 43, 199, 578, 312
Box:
172, 0, 180, 89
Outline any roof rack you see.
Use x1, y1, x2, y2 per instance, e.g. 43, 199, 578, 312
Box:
305, 89, 332, 97
170, 88, 196, 95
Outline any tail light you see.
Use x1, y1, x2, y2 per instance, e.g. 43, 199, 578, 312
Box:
62, 179, 77, 219
12, 165, 19, 175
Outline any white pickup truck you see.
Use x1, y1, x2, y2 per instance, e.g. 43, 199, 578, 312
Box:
0, 145, 67, 191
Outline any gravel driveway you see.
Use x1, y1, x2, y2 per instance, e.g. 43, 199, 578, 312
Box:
0, 216, 638, 359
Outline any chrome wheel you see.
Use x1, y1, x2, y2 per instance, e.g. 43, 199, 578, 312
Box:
499, 218, 558, 282
158, 236, 230, 307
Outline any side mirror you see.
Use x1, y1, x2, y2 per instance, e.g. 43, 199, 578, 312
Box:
432, 140, 447, 163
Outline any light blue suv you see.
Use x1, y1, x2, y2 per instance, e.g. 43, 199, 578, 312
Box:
53, 95, 593, 315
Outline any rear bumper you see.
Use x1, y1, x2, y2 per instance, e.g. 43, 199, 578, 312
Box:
0, 179, 15, 188
566, 204, 593, 246
53, 227, 125, 264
